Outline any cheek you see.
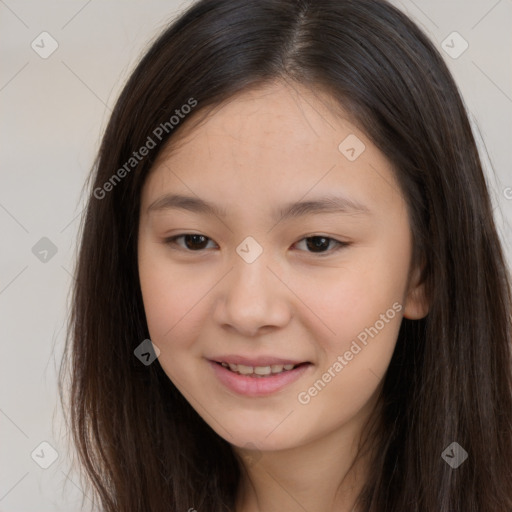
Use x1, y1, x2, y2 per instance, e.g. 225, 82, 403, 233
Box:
294, 247, 408, 423
295, 307, 401, 430
138, 243, 206, 353
293, 256, 405, 351
292, 246, 406, 397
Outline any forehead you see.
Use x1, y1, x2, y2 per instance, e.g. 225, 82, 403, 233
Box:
159, 81, 360, 164
141, 81, 404, 217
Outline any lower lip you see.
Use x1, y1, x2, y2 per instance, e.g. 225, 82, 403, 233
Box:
208, 360, 312, 397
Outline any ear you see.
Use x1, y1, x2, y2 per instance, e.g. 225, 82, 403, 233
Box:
403, 258, 429, 320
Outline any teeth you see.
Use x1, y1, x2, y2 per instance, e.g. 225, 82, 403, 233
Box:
254, 366, 272, 375
237, 364, 253, 375
219, 362, 299, 376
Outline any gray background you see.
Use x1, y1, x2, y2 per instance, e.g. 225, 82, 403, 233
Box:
1, 0, 511, 510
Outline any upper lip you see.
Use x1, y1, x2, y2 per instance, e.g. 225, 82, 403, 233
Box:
209, 355, 309, 367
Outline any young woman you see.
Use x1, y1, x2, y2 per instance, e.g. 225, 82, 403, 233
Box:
60, 0, 512, 510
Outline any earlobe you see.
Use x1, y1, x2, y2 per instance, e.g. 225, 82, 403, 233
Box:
403, 261, 429, 320
403, 286, 429, 319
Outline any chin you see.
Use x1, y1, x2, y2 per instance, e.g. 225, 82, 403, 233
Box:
219, 422, 303, 452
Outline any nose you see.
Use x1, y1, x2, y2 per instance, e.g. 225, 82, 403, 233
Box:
212, 250, 292, 337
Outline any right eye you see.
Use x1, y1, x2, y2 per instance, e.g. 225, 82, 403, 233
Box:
163, 233, 218, 251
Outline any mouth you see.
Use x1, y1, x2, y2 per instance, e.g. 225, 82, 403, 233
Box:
208, 358, 313, 397
213, 360, 309, 378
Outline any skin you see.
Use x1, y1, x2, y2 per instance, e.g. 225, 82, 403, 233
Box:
137, 80, 429, 512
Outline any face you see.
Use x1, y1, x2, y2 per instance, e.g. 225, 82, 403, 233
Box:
137, 81, 427, 452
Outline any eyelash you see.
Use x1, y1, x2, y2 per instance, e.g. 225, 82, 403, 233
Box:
163, 233, 350, 256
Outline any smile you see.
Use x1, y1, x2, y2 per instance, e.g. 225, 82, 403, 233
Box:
209, 360, 312, 396
216, 361, 301, 377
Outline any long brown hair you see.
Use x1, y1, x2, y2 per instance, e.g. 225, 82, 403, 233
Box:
59, 0, 512, 510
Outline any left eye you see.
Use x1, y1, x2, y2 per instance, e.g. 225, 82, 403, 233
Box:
293, 235, 347, 254
164, 234, 348, 255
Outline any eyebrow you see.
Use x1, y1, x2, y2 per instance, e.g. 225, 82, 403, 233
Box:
146, 193, 371, 220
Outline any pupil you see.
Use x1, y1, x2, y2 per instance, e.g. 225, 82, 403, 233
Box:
185, 234, 208, 250
307, 236, 329, 252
